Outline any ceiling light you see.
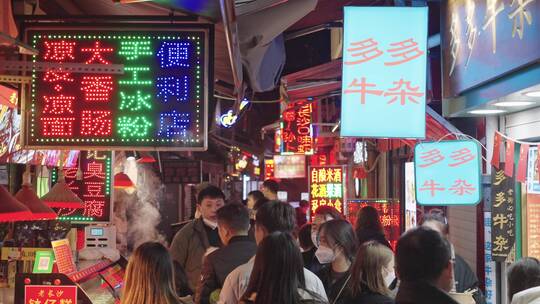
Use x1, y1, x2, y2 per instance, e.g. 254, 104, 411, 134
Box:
524, 90, 540, 98
494, 101, 534, 107
468, 109, 506, 115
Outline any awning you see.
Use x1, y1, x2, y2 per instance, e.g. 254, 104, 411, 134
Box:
281, 60, 460, 151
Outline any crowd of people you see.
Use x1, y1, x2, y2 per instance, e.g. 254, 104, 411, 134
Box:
119, 181, 539, 304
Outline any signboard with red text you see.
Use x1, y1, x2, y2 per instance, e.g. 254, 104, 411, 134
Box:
341, 7, 427, 138
52, 151, 112, 222
348, 199, 401, 249
24, 27, 210, 151
281, 100, 314, 154
309, 166, 345, 214
25, 285, 77, 304
414, 140, 481, 205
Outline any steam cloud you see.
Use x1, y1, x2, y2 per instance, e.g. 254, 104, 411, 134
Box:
113, 154, 166, 255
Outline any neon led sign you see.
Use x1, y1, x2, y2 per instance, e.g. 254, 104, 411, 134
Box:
24, 28, 210, 150
52, 151, 112, 222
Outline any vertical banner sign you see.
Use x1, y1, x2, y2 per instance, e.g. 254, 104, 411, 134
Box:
491, 165, 516, 261
25, 28, 209, 150
414, 140, 482, 205
281, 100, 314, 154
484, 212, 497, 304
309, 166, 344, 214
526, 194, 540, 259
341, 7, 428, 138
25, 285, 77, 304
264, 159, 275, 180
52, 151, 112, 222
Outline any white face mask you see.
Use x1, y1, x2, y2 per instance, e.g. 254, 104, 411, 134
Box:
311, 230, 319, 248
315, 245, 336, 264
384, 271, 396, 287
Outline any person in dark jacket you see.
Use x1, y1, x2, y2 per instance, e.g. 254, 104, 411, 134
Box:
354, 206, 391, 248
299, 223, 317, 270
395, 227, 459, 304
171, 186, 226, 291
422, 213, 486, 304
316, 219, 358, 304
339, 241, 395, 304
196, 203, 257, 304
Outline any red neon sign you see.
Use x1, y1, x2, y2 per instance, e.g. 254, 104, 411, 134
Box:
281, 100, 314, 155
54, 151, 111, 221
25, 285, 77, 304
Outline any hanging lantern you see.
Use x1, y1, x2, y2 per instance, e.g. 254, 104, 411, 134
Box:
114, 172, 135, 189
41, 170, 84, 209
15, 168, 57, 220
0, 186, 33, 222
136, 152, 156, 163
15, 185, 57, 220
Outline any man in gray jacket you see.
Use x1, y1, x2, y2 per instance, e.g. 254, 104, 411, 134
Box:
171, 186, 226, 291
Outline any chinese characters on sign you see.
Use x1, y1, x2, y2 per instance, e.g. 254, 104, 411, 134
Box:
264, 159, 275, 180
273, 155, 306, 179
443, 0, 540, 97
309, 167, 344, 214
347, 200, 401, 249
53, 151, 111, 221
526, 194, 540, 260
161, 160, 201, 184
341, 7, 427, 138
281, 100, 314, 155
491, 165, 516, 261
25, 285, 77, 304
414, 140, 482, 206
26, 29, 208, 150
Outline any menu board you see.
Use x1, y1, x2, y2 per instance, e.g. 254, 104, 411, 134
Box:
527, 194, 540, 259
51, 239, 76, 274
161, 160, 201, 184
24, 27, 210, 151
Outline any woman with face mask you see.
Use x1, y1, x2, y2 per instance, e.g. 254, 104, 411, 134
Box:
339, 241, 395, 304
315, 219, 358, 304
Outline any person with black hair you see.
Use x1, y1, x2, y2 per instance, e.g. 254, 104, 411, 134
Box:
171, 186, 226, 291
296, 200, 310, 227
196, 203, 257, 304
219, 201, 327, 304
307, 206, 343, 273
315, 220, 358, 303
240, 232, 327, 304
261, 179, 279, 201
421, 212, 485, 304
355, 206, 391, 248
507, 257, 540, 304
246, 191, 266, 212
395, 227, 458, 304
299, 223, 316, 266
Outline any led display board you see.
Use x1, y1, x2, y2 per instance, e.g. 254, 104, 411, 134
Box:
52, 151, 112, 222
281, 100, 314, 155
309, 166, 345, 214
24, 27, 210, 150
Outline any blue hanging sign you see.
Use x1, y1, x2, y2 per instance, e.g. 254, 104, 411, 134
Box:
414, 140, 482, 206
341, 7, 428, 138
